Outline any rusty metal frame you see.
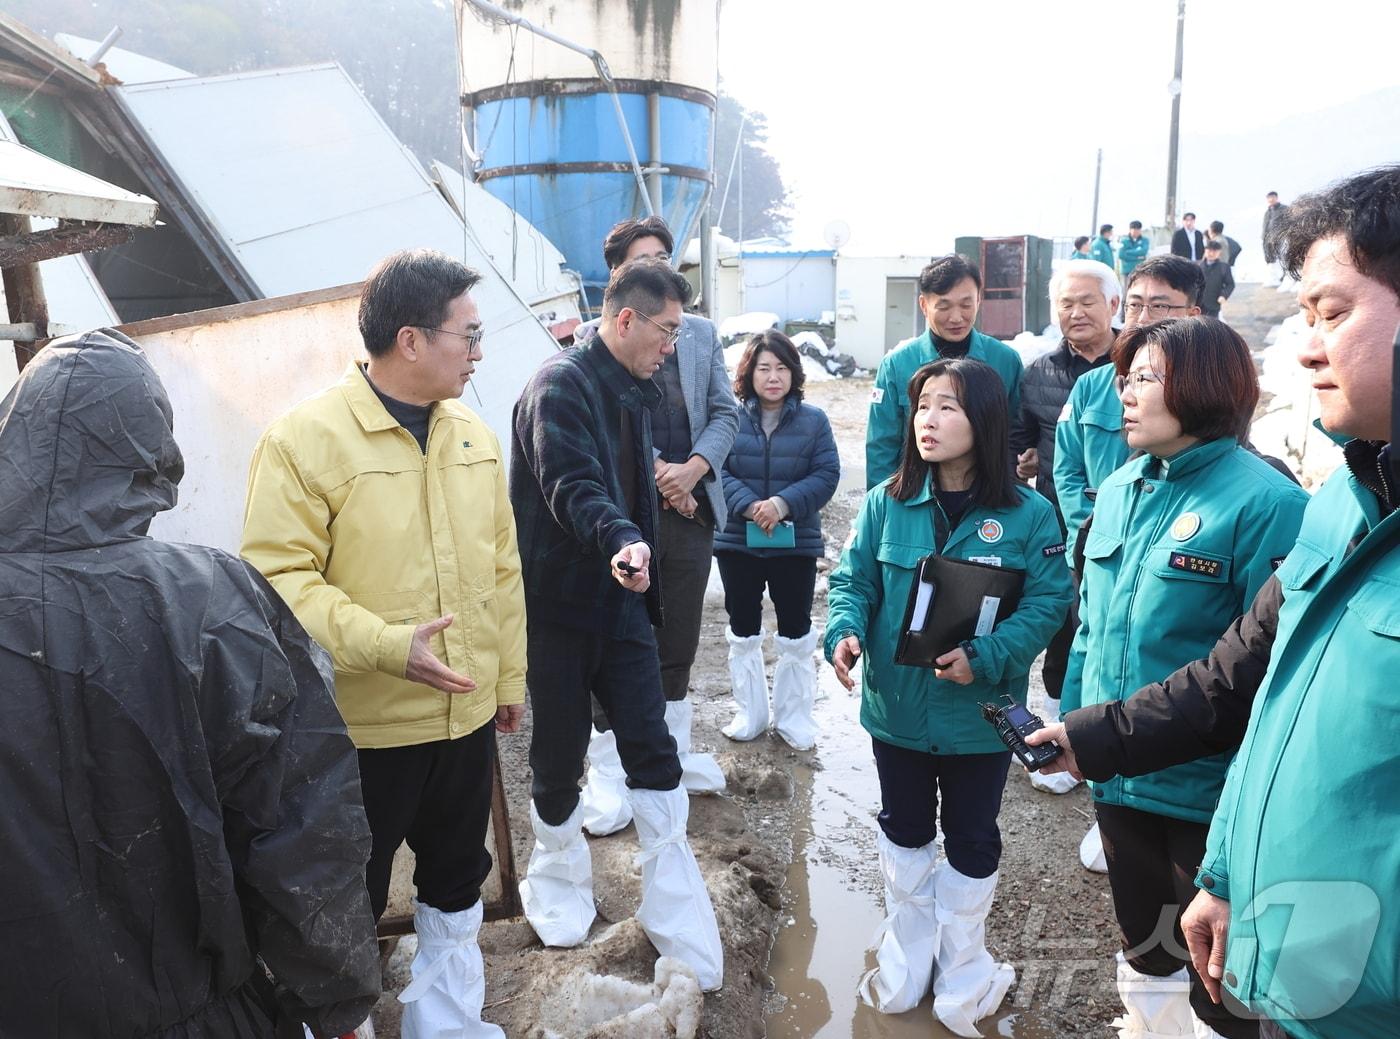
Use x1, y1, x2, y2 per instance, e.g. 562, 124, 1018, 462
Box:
0, 219, 136, 267
375, 749, 522, 938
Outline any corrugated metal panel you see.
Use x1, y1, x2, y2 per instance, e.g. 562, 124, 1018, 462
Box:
110, 63, 561, 442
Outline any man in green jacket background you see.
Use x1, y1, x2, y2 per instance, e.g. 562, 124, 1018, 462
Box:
865, 255, 1024, 488
1090, 224, 1117, 270
1118, 221, 1151, 281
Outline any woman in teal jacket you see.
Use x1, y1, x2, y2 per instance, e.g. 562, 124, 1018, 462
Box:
826, 357, 1073, 1035
1064, 318, 1308, 1039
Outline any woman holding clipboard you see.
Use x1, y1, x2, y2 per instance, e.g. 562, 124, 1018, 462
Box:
826, 357, 1073, 1035
714, 330, 840, 750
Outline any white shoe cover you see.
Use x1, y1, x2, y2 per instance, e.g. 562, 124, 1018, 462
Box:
1080, 821, 1109, 873
857, 832, 938, 1013
1110, 953, 1195, 1038
520, 801, 596, 947
772, 630, 820, 750
630, 786, 725, 991
722, 628, 769, 741
1028, 767, 1081, 794
580, 727, 634, 836
665, 699, 727, 794
931, 863, 1015, 1037
397, 902, 505, 1039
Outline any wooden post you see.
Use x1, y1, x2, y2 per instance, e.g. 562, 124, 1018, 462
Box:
0, 213, 50, 372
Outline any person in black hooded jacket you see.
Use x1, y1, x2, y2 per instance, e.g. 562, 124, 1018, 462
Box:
0, 330, 380, 1038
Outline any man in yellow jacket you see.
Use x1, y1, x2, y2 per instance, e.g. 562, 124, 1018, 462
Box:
241, 248, 525, 1038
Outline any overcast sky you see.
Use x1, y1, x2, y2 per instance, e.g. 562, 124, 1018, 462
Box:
717, 0, 1400, 255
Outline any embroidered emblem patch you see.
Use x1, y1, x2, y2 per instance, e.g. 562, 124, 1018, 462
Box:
1043, 543, 1067, 558
1168, 552, 1222, 577
977, 519, 1004, 544
462, 440, 472, 448
869, 387, 885, 405
1170, 512, 1202, 541
1271, 556, 1287, 570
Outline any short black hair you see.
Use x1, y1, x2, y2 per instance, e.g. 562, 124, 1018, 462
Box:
601, 257, 692, 317
1125, 254, 1206, 307
1129, 220, 1143, 230
1272, 164, 1400, 303
1205, 239, 1223, 251
602, 216, 675, 270
1099, 224, 1113, 236
1267, 191, 1279, 199
1209, 220, 1225, 234
358, 249, 481, 357
1073, 235, 1091, 251
1183, 212, 1197, 220
734, 329, 805, 402
919, 254, 982, 296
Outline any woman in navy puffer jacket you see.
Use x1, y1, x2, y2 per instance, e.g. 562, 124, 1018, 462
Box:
715, 330, 841, 749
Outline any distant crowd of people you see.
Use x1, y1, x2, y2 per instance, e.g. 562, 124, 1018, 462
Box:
0, 157, 1394, 1039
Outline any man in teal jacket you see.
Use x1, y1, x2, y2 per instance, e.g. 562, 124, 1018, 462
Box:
866, 255, 1024, 488
1090, 224, 1117, 270
1054, 255, 1204, 569
1179, 165, 1400, 1039
1118, 221, 1151, 281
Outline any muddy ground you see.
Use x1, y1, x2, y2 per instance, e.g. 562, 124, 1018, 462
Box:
365, 374, 1123, 1038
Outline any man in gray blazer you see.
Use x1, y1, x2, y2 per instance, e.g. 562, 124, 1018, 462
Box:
573, 217, 740, 832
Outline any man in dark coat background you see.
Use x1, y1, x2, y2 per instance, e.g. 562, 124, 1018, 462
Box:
0, 331, 380, 1038
1171, 212, 1206, 261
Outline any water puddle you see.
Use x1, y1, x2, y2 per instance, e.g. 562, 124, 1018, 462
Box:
764, 669, 1059, 1039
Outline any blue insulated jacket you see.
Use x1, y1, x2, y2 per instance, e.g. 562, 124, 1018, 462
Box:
1197, 450, 1400, 1039
1064, 438, 1308, 822
715, 397, 840, 557
825, 480, 1074, 754
1054, 364, 1132, 562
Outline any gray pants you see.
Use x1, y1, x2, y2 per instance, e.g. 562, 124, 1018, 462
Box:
653, 505, 716, 702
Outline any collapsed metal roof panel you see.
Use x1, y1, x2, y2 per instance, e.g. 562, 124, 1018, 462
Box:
0, 138, 159, 225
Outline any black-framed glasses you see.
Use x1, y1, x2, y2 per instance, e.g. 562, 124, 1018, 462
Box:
1115, 370, 1165, 394
418, 326, 484, 349
633, 310, 682, 345
1124, 302, 1190, 318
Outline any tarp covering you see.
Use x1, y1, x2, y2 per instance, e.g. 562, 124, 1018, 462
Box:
0, 330, 380, 1037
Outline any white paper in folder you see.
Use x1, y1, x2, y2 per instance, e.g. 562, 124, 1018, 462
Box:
907, 578, 935, 633
974, 595, 1002, 636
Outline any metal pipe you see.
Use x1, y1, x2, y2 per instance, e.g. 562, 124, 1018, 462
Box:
647, 92, 663, 217
86, 26, 123, 68
699, 205, 715, 319
1091, 148, 1102, 237
461, 0, 655, 216
715, 113, 746, 230
1165, 0, 1185, 230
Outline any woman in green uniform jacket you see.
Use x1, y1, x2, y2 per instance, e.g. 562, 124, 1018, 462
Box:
1064, 318, 1308, 1039
825, 357, 1073, 1036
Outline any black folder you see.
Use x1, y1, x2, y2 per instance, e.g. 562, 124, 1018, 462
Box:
894, 554, 1026, 667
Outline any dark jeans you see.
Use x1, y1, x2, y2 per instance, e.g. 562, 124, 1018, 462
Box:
715, 550, 818, 638
1096, 802, 1259, 1039
357, 721, 497, 920
528, 613, 681, 826
1041, 569, 1080, 700
871, 738, 1011, 878
654, 505, 716, 701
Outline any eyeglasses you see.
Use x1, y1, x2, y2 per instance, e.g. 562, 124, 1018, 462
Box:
632, 310, 682, 345
418, 326, 485, 349
1115, 370, 1165, 394
1124, 302, 1190, 318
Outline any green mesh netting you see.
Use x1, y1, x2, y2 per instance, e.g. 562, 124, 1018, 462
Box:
0, 83, 86, 168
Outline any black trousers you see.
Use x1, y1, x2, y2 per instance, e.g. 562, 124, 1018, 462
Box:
871, 738, 1011, 878
1041, 569, 1079, 700
357, 721, 497, 921
715, 550, 818, 638
654, 506, 715, 701
528, 614, 681, 826
1096, 802, 1259, 1039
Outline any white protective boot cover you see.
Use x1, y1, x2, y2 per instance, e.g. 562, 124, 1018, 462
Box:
520, 801, 596, 947
397, 902, 505, 1039
1027, 697, 1081, 794
665, 699, 727, 794
931, 863, 1016, 1037
771, 629, 820, 751
1110, 952, 1196, 1038
1080, 820, 1109, 873
722, 628, 769, 741
629, 786, 725, 991
857, 832, 938, 1013
580, 726, 634, 836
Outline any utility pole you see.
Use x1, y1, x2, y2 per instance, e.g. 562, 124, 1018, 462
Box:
1091, 148, 1103, 237
1165, 0, 1185, 230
